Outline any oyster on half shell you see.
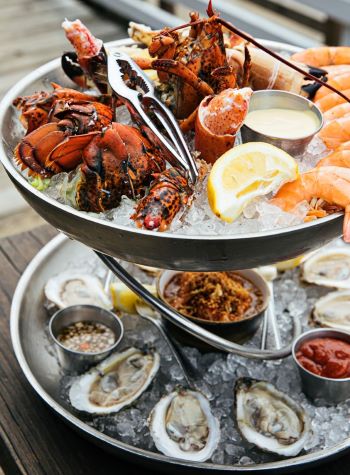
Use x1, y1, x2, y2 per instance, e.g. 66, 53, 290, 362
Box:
235, 378, 311, 457
302, 248, 350, 288
313, 290, 350, 330
148, 389, 220, 462
69, 347, 160, 414
45, 271, 112, 309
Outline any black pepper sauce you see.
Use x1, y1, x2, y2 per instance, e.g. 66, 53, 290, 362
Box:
164, 272, 263, 323
58, 321, 115, 353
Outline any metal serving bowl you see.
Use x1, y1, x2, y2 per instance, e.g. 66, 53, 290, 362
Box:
241, 90, 323, 155
0, 39, 343, 271
292, 328, 350, 404
157, 269, 269, 349
10, 233, 350, 472
49, 304, 124, 373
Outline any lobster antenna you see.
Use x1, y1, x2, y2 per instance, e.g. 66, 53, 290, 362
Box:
168, 2, 350, 104
218, 17, 350, 104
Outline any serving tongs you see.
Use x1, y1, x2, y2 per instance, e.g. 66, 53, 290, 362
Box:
106, 49, 198, 184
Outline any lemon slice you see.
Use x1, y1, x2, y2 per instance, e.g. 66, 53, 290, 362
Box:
207, 142, 298, 222
110, 282, 157, 314
276, 256, 304, 271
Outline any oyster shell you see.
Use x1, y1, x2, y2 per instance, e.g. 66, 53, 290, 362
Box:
302, 248, 350, 288
45, 271, 112, 309
69, 347, 160, 414
235, 378, 310, 457
313, 290, 350, 330
148, 389, 220, 462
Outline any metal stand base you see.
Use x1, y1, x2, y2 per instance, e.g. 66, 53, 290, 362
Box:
96, 252, 302, 360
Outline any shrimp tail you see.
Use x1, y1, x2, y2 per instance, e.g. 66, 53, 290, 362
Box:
343, 205, 350, 242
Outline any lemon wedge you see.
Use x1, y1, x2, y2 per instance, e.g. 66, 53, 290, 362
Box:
207, 142, 298, 222
276, 256, 305, 271
110, 282, 157, 314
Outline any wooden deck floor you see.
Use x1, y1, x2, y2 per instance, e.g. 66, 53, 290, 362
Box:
0, 0, 127, 237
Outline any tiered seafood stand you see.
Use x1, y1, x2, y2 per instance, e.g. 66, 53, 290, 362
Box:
1, 32, 350, 474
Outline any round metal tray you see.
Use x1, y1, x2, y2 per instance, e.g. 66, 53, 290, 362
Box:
11, 234, 350, 473
0, 39, 343, 271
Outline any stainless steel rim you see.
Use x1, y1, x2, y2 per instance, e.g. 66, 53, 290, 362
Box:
0, 39, 342, 243
10, 233, 350, 472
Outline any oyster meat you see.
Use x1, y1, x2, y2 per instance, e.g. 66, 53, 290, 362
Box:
235, 378, 310, 457
69, 347, 160, 414
302, 248, 350, 288
148, 389, 220, 462
313, 290, 350, 330
45, 271, 112, 309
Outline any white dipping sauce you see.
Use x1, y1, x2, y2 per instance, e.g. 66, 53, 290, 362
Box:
244, 108, 319, 139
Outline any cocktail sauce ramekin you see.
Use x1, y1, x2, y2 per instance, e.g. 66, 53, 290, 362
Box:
49, 304, 124, 373
292, 328, 350, 404
241, 90, 323, 155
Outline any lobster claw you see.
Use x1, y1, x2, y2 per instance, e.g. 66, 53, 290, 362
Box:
46, 132, 99, 174
61, 51, 86, 88
14, 123, 63, 177
14, 122, 97, 177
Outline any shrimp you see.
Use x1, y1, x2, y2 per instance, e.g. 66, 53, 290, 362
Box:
291, 47, 350, 67
317, 150, 350, 168
271, 166, 350, 241
337, 140, 350, 151
323, 102, 350, 121
324, 65, 350, 75
315, 88, 350, 112
318, 116, 350, 149
314, 73, 350, 102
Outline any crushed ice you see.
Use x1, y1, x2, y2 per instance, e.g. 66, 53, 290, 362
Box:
57, 250, 350, 467
43, 133, 331, 236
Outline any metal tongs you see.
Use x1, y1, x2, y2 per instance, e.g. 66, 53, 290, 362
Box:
106, 49, 198, 184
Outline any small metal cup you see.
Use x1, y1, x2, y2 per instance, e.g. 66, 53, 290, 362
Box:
157, 269, 270, 350
292, 328, 350, 404
49, 304, 124, 373
241, 90, 323, 155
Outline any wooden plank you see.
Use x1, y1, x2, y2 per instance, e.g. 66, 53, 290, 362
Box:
300, 0, 350, 24
89, 0, 182, 28
0, 226, 149, 475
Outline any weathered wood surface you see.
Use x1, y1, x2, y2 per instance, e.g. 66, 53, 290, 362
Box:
0, 226, 349, 474
0, 0, 127, 236
0, 0, 127, 98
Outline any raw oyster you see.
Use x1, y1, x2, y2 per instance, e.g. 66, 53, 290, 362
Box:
235, 378, 310, 457
45, 271, 112, 309
313, 290, 350, 330
69, 347, 160, 414
302, 248, 350, 288
148, 388, 220, 462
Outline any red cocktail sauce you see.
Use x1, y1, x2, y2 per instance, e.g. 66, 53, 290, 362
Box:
296, 337, 350, 379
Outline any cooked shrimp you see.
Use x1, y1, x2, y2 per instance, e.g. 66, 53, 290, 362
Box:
291, 47, 350, 67
337, 140, 350, 151
316, 88, 350, 112
317, 150, 350, 168
314, 73, 350, 102
323, 103, 350, 121
319, 116, 350, 149
325, 65, 350, 75
271, 166, 350, 241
